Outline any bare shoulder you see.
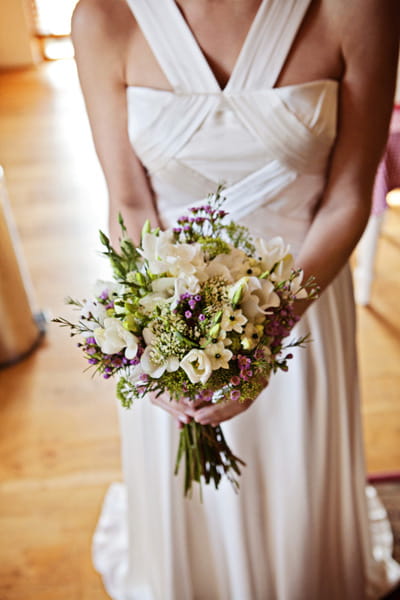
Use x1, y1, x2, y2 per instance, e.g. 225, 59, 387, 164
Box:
71, 0, 137, 79
326, 0, 399, 76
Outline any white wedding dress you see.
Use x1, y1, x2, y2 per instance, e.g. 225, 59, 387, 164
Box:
92, 1, 400, 598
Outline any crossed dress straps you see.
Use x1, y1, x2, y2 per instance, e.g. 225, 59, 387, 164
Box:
124, 0, 337, 223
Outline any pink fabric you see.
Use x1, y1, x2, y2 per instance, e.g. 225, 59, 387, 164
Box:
372, 105, 400, 215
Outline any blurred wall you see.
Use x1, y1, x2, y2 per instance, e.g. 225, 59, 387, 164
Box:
0, 0, 39, 69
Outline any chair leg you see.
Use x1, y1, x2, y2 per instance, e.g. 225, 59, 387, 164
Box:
354, 212, 386, 306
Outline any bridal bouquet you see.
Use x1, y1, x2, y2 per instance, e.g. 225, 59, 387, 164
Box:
55, 189, 317, 496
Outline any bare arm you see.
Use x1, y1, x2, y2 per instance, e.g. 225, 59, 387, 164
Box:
195, 1, 399, 426
295, 0, 399, 313
71, 0, 160, 246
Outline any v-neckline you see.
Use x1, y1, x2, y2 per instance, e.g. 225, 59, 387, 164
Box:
169, 0, 267, 93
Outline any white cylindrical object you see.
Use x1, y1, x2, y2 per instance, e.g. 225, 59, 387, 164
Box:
0, 166, 43, 367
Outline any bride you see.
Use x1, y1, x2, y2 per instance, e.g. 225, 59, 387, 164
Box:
72, 0, 400, 598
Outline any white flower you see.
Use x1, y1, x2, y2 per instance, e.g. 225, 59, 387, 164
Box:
241, 323, 264, 350
198, 261, 233, 283
140, 327, 180, 378
92, 279, 124, 297
289, 270, 309, 299
271, 253, 295, 283
254, 237, 292, 275
180, 349, 212, 384
221, 308, 248, 333
94, 317, 139, 358
171, 275, 201, 308
139, 278, 175, 313
140, 346, 180, 379
139, 231, 204, 277
239, 277, 280, 322
81, 299, 107, 329
204, 341, 233, 370
211, 247, 250, 279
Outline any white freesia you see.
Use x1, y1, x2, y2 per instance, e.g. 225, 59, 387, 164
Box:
180, 349, 212, 384
270, 253, 295, 282
204, 341, 233, 370
171, 275, 201, 308
197, 261, 233, 283
92, 279, 125, 297
140, 346, 180, 378
254, 237, 292, 274
232, 276, 280, 323
139, 231, 204, 276
139, 277, 175, 313
289, 271, 309, 299
211, 247, 250, 279
94, 317, 139, 358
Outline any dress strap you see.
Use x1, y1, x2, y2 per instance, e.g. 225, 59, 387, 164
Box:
225, 0, 312, 92
125, 0, 220, 94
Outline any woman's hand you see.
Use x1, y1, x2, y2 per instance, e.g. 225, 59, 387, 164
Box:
149, 392, 202, 427
192, 397, 254, 428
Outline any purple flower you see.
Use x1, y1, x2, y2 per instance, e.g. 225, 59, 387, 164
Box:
88, 358, 98, 365
183, 225, 191, 232
86, 336, 96, 345
100, 290, 109, 300
199, 314, 206, 321
230, 376, 241, 386
173, 227, 182, 234
188, 300, 196, 310
185, 310, 192, 319
194, 294, 202, 302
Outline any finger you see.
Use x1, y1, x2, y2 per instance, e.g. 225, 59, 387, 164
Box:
194, 399, 252, 426
150, 394, 192, 423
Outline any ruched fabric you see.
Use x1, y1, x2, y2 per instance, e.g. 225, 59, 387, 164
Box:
93, 1, 400, 598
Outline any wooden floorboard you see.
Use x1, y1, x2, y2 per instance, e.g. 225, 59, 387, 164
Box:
0, 60, 399, 599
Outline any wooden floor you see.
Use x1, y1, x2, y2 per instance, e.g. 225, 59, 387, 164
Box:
0, 60, 399, 600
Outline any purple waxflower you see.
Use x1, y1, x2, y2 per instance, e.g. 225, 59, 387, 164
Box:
230, 389, 241, 402
194, 294, 202, 302
185, 310, 192, 319
173, 227, 182, 234
86, 347, 97, 355
183, 225, 191, 232
199, 314, 206, 321
188, 300, 196, 310
86, 336, 96, 345
195, 217, 204, 224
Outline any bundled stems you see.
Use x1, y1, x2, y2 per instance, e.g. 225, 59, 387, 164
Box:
175, 421, 246, 498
